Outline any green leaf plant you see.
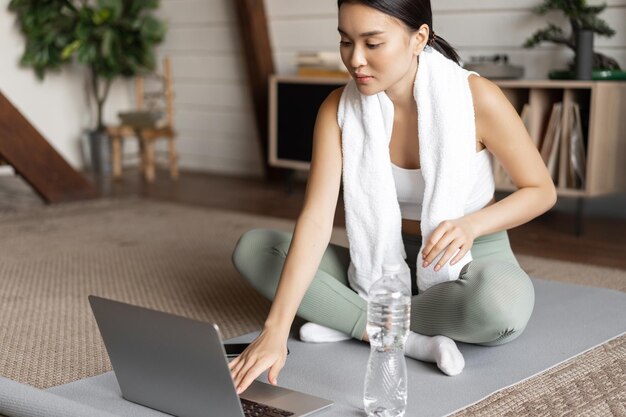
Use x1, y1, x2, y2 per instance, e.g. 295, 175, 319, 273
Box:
9, 0, 167, 131
523, 0, 621, 71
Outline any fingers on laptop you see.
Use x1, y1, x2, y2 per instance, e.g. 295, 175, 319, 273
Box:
231, 354, 287, 394
234, 357, 272, 394
268, 359, 286, 385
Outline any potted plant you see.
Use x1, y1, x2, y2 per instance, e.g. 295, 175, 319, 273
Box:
9, 0, 167, 175
523, 0, 622, 79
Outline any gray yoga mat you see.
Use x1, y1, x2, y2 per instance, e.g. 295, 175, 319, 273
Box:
1, 278, 623, 417
0, 377, 118, 417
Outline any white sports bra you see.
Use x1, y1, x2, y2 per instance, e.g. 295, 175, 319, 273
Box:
391, 148, 495, 221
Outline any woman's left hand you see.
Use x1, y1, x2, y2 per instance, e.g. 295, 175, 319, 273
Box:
421, 218, 478, 272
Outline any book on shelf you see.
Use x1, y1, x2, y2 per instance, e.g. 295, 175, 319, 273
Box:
297, 67, 350, 78
296, 51, 350, 78
539, 102, 563, 166
296, 51, 343, 68
553, 101, 587, 189
533, 100, 588, 190
546, 109, 563, 183
568, 102, 587, 189
558, 100, 573, 188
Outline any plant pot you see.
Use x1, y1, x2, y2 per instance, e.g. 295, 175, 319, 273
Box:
88, 129, 113, 177
575, 29, 594, 80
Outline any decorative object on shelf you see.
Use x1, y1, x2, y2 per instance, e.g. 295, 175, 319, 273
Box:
523, 0, 621, 80
8, 0, 167, 176
574, 29, 594, 79
463, 54, 524, 80
548, 69, 626, 81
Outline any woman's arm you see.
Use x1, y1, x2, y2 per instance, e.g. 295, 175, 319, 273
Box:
263, 87, 345, 334
422, 75, 557, 270
465, 74, 557, 237
229, 86, 345, 393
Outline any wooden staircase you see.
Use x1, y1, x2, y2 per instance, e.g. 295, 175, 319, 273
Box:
0, 91, 97, 203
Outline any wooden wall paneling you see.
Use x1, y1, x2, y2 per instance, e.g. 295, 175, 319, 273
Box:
234, 0, 281, 180
0, 91, 97, 203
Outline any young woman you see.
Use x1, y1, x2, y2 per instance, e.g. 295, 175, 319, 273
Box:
229, 0, 556, 394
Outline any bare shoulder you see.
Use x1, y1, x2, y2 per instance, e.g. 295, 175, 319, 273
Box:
312, 86, 345, 146
317, 86, 346, 120
468, 74, 506, 112
300, 86, 345, 223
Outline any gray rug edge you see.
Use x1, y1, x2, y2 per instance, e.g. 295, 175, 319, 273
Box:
443, 329, 626, 417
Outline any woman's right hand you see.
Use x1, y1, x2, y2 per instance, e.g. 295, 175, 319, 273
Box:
228, 327, 289, 394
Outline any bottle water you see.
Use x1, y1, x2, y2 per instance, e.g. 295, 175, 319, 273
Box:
363, 263, 411, 417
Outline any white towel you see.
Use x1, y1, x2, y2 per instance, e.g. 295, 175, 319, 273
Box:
338, 46, 479, 297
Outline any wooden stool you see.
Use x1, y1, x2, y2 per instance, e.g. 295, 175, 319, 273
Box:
107, 57, 178, 182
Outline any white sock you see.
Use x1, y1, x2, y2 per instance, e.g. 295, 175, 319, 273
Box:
299, 322, 352, 343
403, 331, 465, 376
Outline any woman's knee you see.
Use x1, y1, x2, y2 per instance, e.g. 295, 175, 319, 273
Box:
231, 228, 292, 299
460, 258, 535, 344
232, 229, 290, 263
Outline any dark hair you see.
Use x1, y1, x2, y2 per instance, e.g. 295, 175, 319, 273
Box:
337, 0, 461, 66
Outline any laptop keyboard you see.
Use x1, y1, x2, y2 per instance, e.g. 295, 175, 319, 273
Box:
240, 398, 295, 416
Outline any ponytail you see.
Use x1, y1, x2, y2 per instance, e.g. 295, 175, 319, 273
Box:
429, 33, 461, 66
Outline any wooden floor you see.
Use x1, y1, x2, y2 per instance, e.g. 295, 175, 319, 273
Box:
98, 169, 626, 271
1, 169, 625, 270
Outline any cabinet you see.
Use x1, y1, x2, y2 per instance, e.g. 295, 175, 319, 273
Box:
494, 80, 626, 198
269, 75, 626, 199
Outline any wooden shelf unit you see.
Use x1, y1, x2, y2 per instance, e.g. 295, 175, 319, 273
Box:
494, 80, 626, 198
269, 76, 626, 199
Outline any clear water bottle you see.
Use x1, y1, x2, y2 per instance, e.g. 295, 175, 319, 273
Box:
363, 263, 411, 417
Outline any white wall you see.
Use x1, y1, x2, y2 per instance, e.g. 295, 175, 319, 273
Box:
0, 0, 134, 169
266, 0, 626, 78
0, 0, 264, 178
1, 0, 624, 181
155, 0, 264, 177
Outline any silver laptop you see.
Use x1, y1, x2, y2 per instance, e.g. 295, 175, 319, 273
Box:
88, 295, 334, 417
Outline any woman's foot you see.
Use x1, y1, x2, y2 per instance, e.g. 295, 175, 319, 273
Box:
299, 322, 352, 343
403, 332, 465, 376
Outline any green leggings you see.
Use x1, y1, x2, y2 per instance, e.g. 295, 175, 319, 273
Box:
232, 229, 534, 346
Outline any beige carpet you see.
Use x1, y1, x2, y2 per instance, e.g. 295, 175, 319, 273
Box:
0, 199, 623, 415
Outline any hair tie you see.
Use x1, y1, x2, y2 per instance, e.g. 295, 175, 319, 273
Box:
429, 31, 437, 46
